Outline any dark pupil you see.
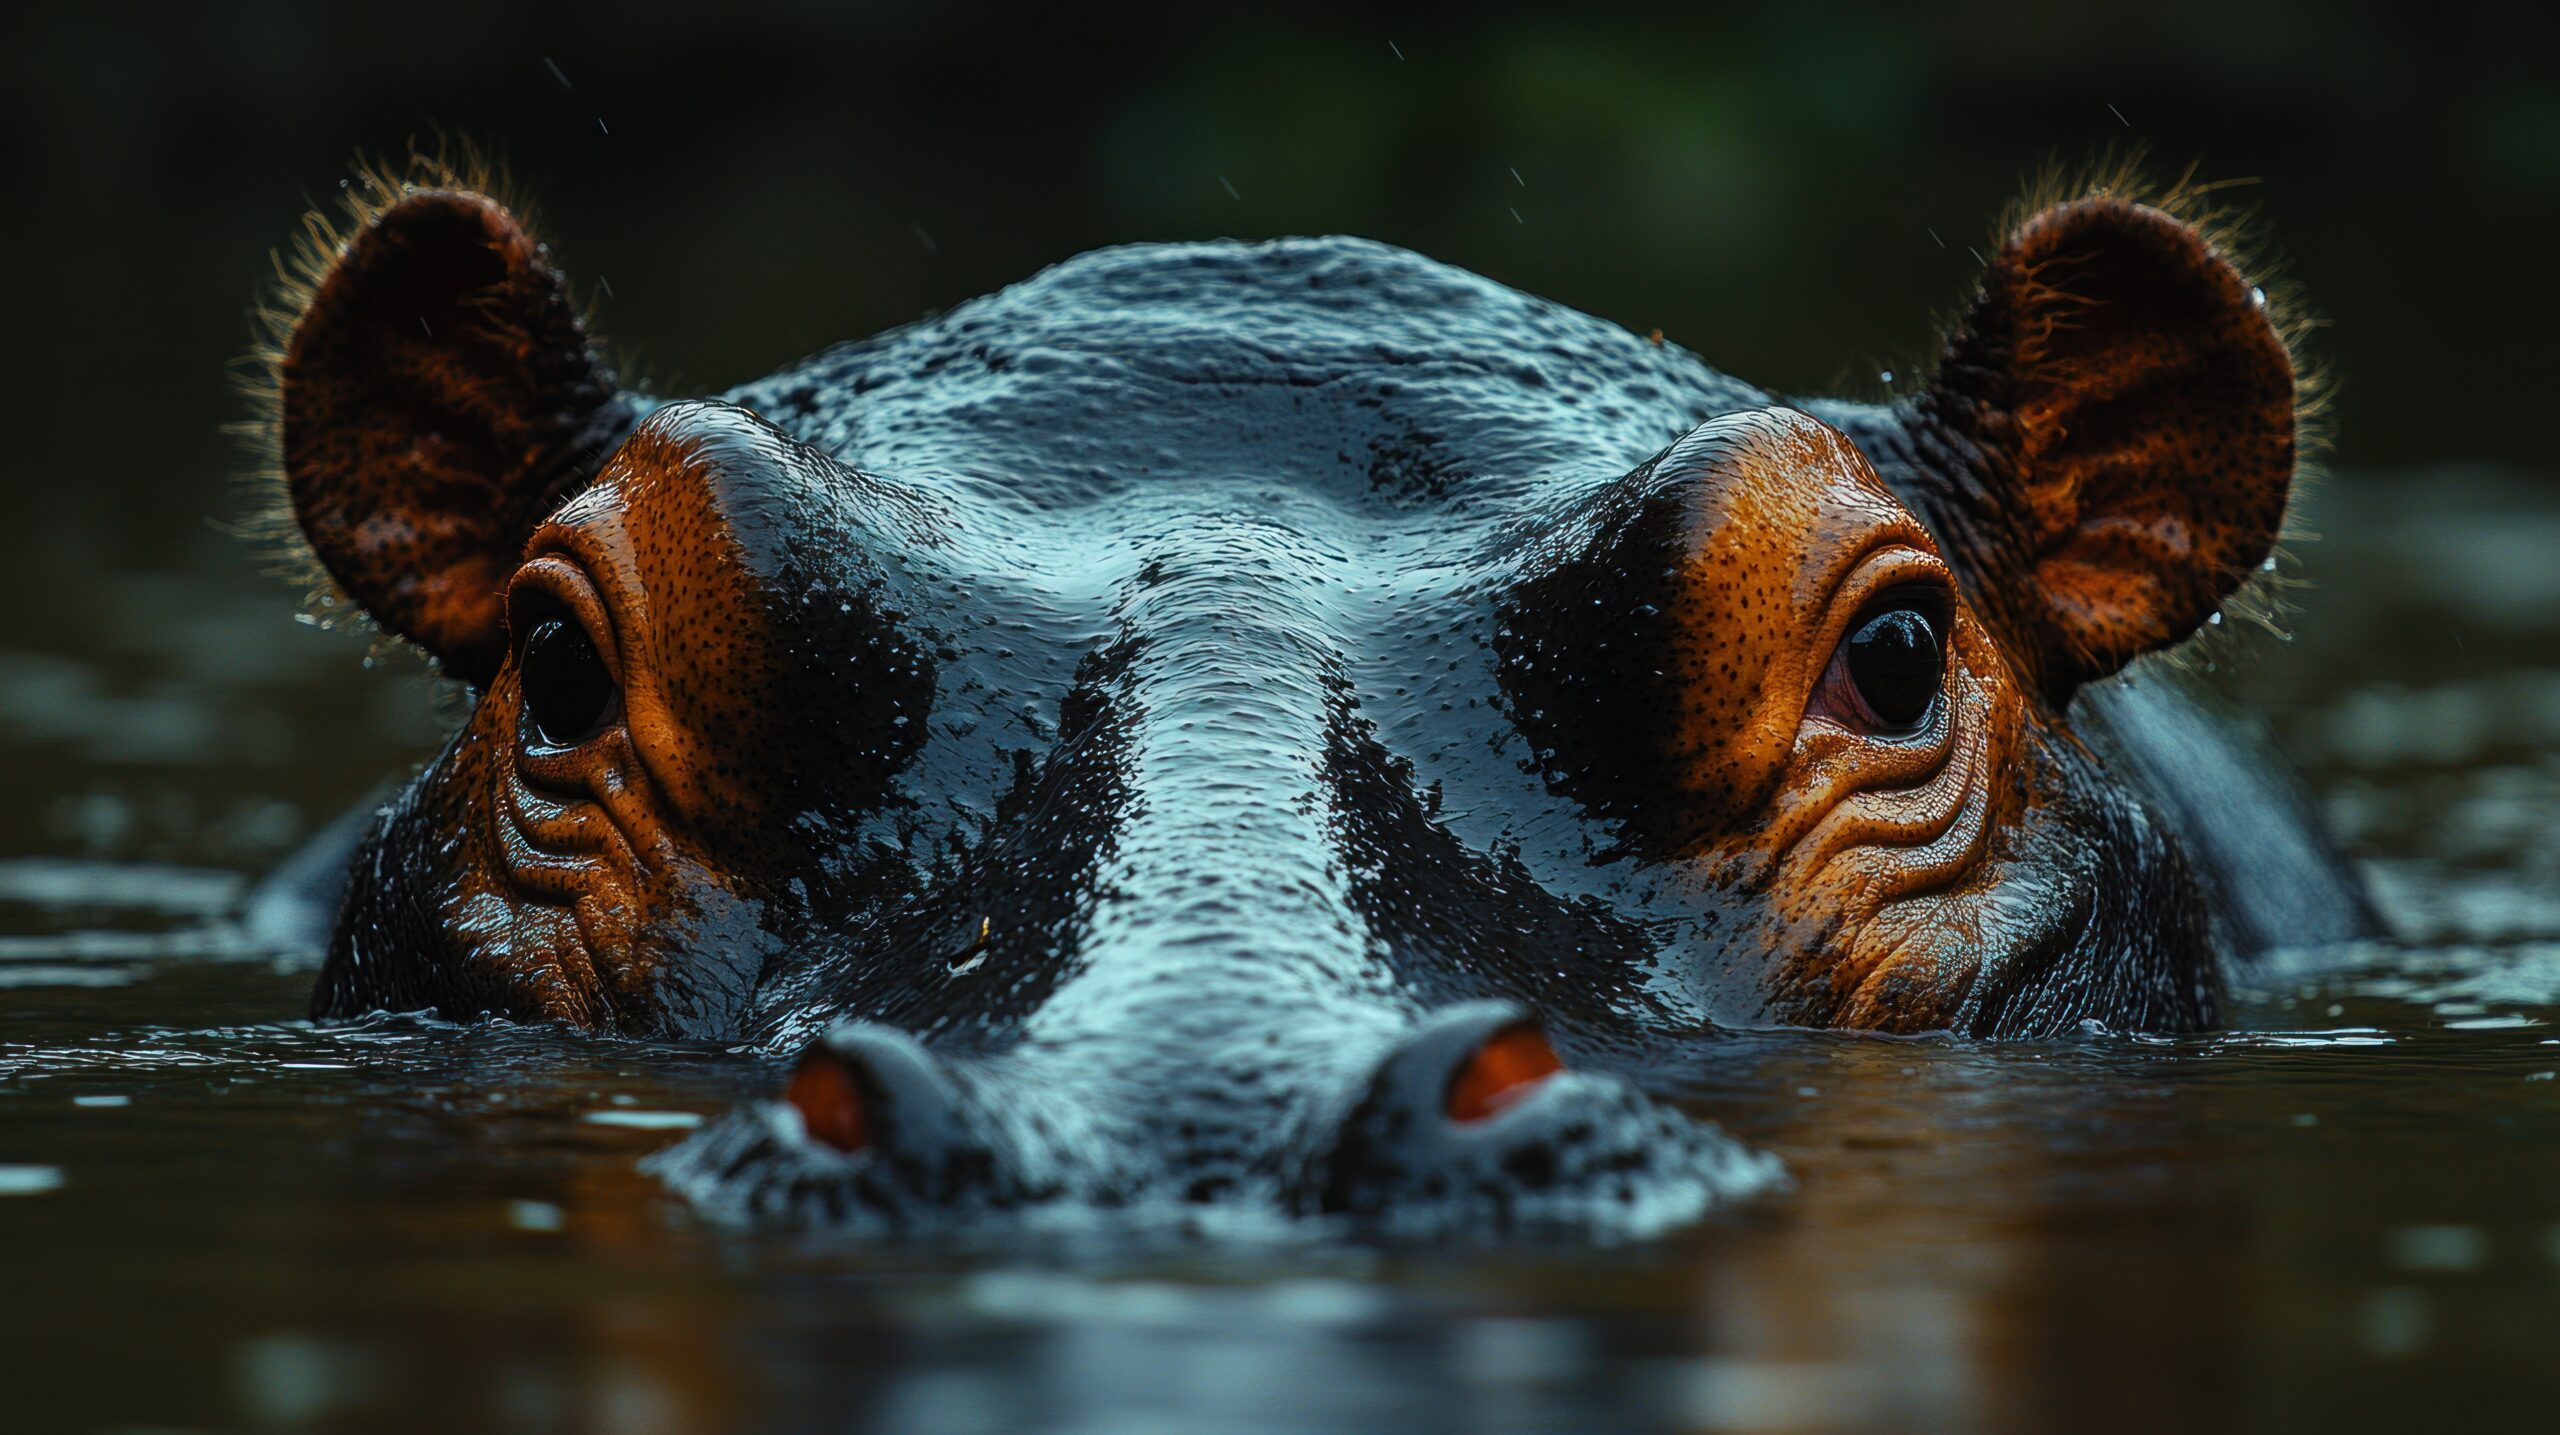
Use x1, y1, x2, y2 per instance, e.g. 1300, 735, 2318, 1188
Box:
520, 618, 615, 747
1846, 608, 1941, 730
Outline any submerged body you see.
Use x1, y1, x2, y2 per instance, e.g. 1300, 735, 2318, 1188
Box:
259, 164, 2366, 1230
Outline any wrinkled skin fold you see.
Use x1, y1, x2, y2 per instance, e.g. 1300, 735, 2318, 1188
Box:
258, 171, 2368, 1235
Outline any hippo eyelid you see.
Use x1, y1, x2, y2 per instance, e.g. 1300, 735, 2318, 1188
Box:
505, 557, 625, 680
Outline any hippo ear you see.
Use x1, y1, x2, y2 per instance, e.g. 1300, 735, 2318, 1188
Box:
273, 183, 638, 686
1854, 196, 2297, 706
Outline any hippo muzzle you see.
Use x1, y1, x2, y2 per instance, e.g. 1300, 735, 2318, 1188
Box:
655, 1003, 1778, 1236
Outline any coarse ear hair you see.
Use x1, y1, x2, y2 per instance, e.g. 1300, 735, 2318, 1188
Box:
1817, 172, 2307, 707
246, 148, 639, 685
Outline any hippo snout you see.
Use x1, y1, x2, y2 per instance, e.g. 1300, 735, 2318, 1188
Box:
649, 1001, 1782, 1239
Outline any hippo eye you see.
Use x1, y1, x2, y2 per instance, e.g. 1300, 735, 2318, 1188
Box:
518, 617, 619, 748
1820, 596, 1944, 736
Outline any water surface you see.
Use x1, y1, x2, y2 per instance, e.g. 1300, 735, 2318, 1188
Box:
3, 468, 2555, 1432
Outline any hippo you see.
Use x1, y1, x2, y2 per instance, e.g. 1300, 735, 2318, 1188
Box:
248, 156, 2369, 1233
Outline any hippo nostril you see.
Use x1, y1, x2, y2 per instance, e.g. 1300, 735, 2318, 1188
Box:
1333, 999, 1552, 1141
1445, 1022, 1564, 1123
653, 1021, 1030, 1225
784, 1022, 969, 1157
1311, 1000, 1779, 1229
785, 1048, 872, 1153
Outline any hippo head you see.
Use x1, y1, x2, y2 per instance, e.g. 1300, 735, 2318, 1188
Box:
262, 165, 2298, 1232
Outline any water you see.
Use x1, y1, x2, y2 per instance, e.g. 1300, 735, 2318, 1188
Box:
2, 466, 2555, 1432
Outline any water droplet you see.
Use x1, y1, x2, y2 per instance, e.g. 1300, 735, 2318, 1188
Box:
1878, 369, 1895, 385
2208, 611, 2224, 626
2250, 286, 2268, 309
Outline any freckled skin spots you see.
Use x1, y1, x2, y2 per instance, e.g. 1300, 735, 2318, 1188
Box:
267, 179, 2360, 1228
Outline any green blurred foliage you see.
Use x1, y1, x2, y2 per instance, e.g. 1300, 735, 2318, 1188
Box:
2, 0, 2552, 600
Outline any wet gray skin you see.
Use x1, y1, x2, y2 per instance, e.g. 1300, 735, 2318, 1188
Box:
264, 182, 2368, 1238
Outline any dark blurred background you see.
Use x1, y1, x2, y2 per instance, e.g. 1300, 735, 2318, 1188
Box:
0, 0, 2553, 860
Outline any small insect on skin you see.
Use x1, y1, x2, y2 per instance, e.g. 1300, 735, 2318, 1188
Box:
248, 148, 2368, 1233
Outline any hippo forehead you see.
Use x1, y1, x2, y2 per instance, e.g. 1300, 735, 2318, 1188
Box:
660, 241, 1821, 1060
728, 235, 1770, 514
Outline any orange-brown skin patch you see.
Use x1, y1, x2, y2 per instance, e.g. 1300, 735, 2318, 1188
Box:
1644, 410, 2034, 1033
483, 414, 824, 1028
398, 412, 827, 1030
